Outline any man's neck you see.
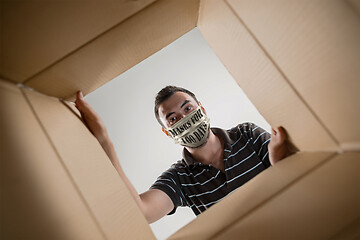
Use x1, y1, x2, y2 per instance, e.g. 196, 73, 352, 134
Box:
186, 131, 225, 172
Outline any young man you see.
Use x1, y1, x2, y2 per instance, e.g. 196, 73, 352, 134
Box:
75, 86, 292, 224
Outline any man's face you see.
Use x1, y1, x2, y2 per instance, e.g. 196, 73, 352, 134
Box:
158, 92, 199, 129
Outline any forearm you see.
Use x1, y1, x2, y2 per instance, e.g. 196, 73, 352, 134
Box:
97, 135, 122, 173
98, 136, 148, 218
75, 92, 172, 223
74, 92, 158, 222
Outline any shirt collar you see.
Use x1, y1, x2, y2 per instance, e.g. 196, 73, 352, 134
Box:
182, 127, 237, 167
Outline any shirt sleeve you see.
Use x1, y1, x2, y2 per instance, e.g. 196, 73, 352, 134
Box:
149, 166, 188, 215
248, 123, 271, 168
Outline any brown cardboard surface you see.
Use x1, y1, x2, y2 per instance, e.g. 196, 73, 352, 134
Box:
348, 0, 360, 15
226, 0, 360, 150
0, 80, 104, 239
24, 0, 200, 100
2, 0, 359, 239
0, 0, 155, 83
197, 0, 338, 152
22, 88, 155, 240
329, 218, 360, 240
214, 152, 360, 240
168, 151, 335, 240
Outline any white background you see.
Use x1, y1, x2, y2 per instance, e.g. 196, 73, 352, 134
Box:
85, 28, 270, 240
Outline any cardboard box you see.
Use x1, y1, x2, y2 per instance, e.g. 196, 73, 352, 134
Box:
1, 0, 359, 239
0, 80, 155, 240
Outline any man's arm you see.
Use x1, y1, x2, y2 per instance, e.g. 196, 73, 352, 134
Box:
74, 91, 173, 223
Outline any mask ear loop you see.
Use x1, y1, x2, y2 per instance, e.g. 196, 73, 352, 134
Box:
162, 128, 170, 136
199, 102, 206, 113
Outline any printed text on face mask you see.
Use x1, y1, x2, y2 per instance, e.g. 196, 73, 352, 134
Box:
168, 108, 204, 137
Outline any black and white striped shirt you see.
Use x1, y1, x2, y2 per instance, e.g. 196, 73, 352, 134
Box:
150, 122, 271, 216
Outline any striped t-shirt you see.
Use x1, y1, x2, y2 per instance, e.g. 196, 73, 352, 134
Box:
150, 122, 271, 216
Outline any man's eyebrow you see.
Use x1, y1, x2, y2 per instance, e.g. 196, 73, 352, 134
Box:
166, 112, 175, 120
180, 100, 191, 108
165, 100, 191, 120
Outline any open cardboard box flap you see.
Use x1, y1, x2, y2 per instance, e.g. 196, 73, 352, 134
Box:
0, 0, 199, 100
0, 80, 155, 239
169, 151, 360, 239
1, 0, 359, 239
0, 0, 156, 83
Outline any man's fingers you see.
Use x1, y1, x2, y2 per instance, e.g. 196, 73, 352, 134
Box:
277, 126, 285, 136
74, 91, 99, 123
271, 126, 287, 142
75, 91, 83, 104
77, 91, 84, 101
75, 91, 89, 112
276, 126, 287, 143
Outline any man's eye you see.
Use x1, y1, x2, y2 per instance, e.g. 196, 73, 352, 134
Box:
169, 116, 177, 123
185, 106, 192, 112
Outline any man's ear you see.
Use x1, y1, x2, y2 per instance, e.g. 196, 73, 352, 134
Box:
199, 102, 207, 114
162, 128, 171, 137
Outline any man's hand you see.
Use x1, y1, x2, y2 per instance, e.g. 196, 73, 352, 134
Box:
268, 126, 292, 165
74, 91, 109, 143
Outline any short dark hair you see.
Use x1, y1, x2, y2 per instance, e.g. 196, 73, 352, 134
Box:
154, 86, 199, 127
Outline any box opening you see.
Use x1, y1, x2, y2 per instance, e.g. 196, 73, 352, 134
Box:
85, 28, 270, 239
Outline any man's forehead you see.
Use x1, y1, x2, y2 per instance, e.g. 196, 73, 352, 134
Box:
159, 92, 197, 116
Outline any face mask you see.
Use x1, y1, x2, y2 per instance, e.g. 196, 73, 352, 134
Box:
165, 106, 210, 148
